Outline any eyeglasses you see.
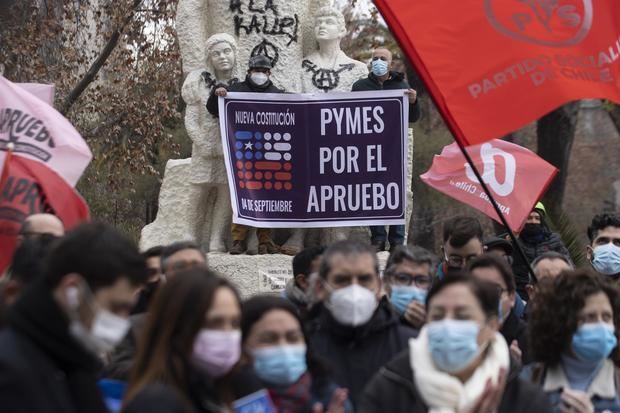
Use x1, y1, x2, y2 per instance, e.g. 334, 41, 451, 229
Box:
490, 284, 508, 296
371, 56, 389, 61
444, 252, 479, 268
388, 272, 432, 288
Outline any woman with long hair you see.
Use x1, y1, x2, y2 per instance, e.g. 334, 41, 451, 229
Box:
241, 295, 352, 413
524, 270, 620, 413
123, 269, 242, 413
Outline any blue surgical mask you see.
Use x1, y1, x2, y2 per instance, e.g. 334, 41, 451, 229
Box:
371, 59, 389, 76
252, 344, 307, 386
390, 286, 427, 315
427, 319, 481, 373
572, 323, 617, 362
592, 243, 620, 276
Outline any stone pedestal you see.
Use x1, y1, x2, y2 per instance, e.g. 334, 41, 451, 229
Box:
208, 251, 391, 297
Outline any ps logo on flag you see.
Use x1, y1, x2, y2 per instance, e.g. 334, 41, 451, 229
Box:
465, 143, 516, 197
484, 0, 593, 47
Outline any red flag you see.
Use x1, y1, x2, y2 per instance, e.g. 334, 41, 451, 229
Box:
0, 77, 91, 272
373, 0, 620, 146
420, 140, 558, 231
0, 152, 89, 271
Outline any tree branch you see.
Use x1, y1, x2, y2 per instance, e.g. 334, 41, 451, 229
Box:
60, 0, 142, 115
610, 104, 620, 135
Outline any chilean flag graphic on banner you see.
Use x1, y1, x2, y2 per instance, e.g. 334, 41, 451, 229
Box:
373, 0, 620, 146
0, 76, 91, 272
421, 140, 558, 231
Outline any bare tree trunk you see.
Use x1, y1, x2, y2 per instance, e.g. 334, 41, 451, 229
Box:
537, 102, 580, 216
610, 104, 620, 135
60, 0, 142, 115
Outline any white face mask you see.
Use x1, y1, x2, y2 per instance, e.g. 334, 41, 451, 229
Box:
66, 286, 130, 355
250, 72, 269, 85
326, 284, 378, 326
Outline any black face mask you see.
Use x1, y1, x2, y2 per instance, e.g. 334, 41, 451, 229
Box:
520, 223, 545, 241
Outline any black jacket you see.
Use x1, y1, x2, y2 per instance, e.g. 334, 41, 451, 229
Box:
352, 71, 421, 122
358, 351, 553, 413
500, 309, 531, 365
0, 282, 108, 413
103, 313, 147, 380
123, 382, 226, 413
511, 231, 570, 299
206, 76, 285, 117
307, 297, 418, 407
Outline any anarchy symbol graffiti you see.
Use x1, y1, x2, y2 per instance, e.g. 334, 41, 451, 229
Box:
302, 60, 355, 92
251, 39, 280, 68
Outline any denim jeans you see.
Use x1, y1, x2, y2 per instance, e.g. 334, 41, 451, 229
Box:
369, 225, 405, 245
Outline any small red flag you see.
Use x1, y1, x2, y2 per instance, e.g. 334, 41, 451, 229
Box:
420, 140, 558, 231
373, 0, 620, 146
0, 153, 89, 272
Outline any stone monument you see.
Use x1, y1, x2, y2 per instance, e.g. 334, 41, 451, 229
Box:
142, 0, 331, 254
182, 33, 239, 252
141, 1, 415, 296
282, 6, 383, 254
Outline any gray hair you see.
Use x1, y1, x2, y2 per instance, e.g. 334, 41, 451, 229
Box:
385, 245, 436, 276
319, 240, 378, 280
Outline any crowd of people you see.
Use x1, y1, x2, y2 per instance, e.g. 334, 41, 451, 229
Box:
1, 207, 620, 413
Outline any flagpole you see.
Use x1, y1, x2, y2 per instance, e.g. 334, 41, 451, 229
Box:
454, 140, 538, 283
371, 1, 540, 284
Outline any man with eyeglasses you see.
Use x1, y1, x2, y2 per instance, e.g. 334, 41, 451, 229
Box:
352, 47, 420, 254
384, 245, 435, 329
469, 254, 531, 365
308, 240, 417, 407
437, 216, 485, 279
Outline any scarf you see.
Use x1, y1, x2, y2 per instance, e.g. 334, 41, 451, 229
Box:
410, 326, 510, 413
9, 281, 108, 413
268, 372, 312, 413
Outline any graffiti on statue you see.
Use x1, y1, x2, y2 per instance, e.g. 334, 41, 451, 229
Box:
302, 60, 357, 92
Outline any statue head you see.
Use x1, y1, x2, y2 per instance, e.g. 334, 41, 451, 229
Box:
205, 33, 237, 78
314, 6, 347, 43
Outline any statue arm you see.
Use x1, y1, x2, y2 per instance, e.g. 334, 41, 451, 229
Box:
182, 70, 210, 145
177, 0, 209, 74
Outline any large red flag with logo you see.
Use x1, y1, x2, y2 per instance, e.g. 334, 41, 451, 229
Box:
0, 76, 91, 272
373, 0, 620, 146
421, 140, 558, 231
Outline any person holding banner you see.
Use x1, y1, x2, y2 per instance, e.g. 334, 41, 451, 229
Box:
207, 55, 283, 255
351, 47, 420, 253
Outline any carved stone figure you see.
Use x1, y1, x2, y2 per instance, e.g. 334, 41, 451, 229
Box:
176, 0, 331, 92
283, 6, 369, 254
182, 33, 239, 251
301, 7, 368, 94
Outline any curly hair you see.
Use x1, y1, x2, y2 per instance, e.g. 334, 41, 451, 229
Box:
587, 213, 620, 243
528, 269, 620, 367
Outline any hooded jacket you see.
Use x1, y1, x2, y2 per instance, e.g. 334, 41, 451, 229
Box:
0, 281, 108, 413
307, 296, 418, 407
